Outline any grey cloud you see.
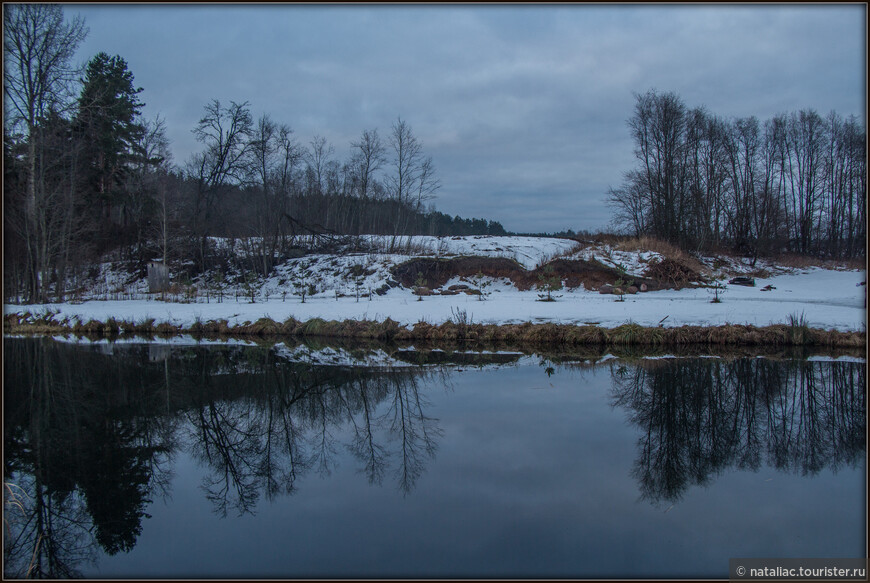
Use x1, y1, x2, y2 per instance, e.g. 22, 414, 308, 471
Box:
66, 4, 864, 233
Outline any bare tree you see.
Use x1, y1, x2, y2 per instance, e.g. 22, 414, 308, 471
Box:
187, 99, 252, 268
273, 123, 303, 243
351, 128, 385, 200
304, 135, 334, 197
722, 116, 760, 255
783, 109, 825, 254
129, 115, 174, 267
247, 113, 290, 275
414, 155, 440, 213
627, 90, 688, 245
4, 3, 88, 301
4, 4, 88, 206
387, 117, 424, 243
607, 169, 649, 236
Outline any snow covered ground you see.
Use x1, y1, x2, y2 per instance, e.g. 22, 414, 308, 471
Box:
5, 267, 865, 332
4, 236, 866, 332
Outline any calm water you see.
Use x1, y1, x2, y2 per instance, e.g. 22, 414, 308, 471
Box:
3, 337, 865, 578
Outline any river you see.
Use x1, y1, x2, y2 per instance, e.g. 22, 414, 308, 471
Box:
3, 337, 865, 578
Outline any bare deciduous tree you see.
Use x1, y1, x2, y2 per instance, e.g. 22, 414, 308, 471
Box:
610, 89, 865, 259
4, 3, 88, 301
188, 99, 252, 268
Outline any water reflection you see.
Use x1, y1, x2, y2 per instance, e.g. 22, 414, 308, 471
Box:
3, 338, 446, 577
4, 338, 175, 577
3, 338, 865, 578
608, 357, 865, 505
179, 355, 443, 517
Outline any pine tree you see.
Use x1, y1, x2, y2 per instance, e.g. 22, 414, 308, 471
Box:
76, 52, 146, 235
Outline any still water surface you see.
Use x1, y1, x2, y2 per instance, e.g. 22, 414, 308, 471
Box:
3, 338, 865, 578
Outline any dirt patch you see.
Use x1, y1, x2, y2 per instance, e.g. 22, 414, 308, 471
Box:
390, 256, 525, 289
520, 258, 659, 291
391, 256, 663, 292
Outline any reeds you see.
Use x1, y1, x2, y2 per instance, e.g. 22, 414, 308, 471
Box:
4, 312, 865, 348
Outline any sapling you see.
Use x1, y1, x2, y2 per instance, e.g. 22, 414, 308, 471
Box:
353, 266, 365, 302
614, 278, 626, 302
612, 259, 636, 302
243, 272, 257, 303
536, 265, 562, 302
709, 277, 727, 303
471, 270, 491, 301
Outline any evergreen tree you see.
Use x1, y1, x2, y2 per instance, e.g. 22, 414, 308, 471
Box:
76, 52, 146, 235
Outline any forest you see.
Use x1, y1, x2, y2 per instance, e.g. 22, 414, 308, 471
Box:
608, 89, 866, 261
3, 5, 505, 304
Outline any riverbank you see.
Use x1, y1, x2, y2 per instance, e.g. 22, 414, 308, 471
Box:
4, 237, 866, 343
5, 311, 865, 348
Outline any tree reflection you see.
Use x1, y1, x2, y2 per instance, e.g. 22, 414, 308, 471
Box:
8, 337, 863, 576
5, 336, 449, 561
609, 358, 865, 506
177, 345, 445, 515
4, 338, 175, 577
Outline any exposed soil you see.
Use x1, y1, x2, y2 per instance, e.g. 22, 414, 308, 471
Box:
390, 256, 667, 292
390, 256, 526, 289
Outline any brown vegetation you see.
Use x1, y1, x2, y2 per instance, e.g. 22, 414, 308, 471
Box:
6, 312, 865, 349
642, 258, 704, 288
391, 255, 665, 292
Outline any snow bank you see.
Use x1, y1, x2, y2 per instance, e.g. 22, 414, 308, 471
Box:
5, 236, 866, 333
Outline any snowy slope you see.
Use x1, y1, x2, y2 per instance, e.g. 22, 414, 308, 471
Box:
4, 236, 866, 332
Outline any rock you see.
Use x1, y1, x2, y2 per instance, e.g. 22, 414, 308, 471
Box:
448, 284, 470, 291
439, 289, 460, 295
639, 283, 648, 292
599, 284, 614, 294
463, 289, 482, 295
413, 286, 432, 296
626, 286, 638, 294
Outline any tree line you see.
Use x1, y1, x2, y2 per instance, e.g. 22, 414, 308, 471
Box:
3, 5, 504, 303
608, 89, 866, 260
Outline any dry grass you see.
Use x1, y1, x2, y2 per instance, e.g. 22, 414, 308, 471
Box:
616, 236, 710, 278
776, 253, 866, 272
616, 236, 686, 259
5, 312, 866, 348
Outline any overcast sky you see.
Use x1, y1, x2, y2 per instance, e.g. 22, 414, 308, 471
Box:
66, 4, 866, 234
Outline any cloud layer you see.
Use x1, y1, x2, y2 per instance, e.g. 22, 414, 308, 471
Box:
68, 5, 866, 233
